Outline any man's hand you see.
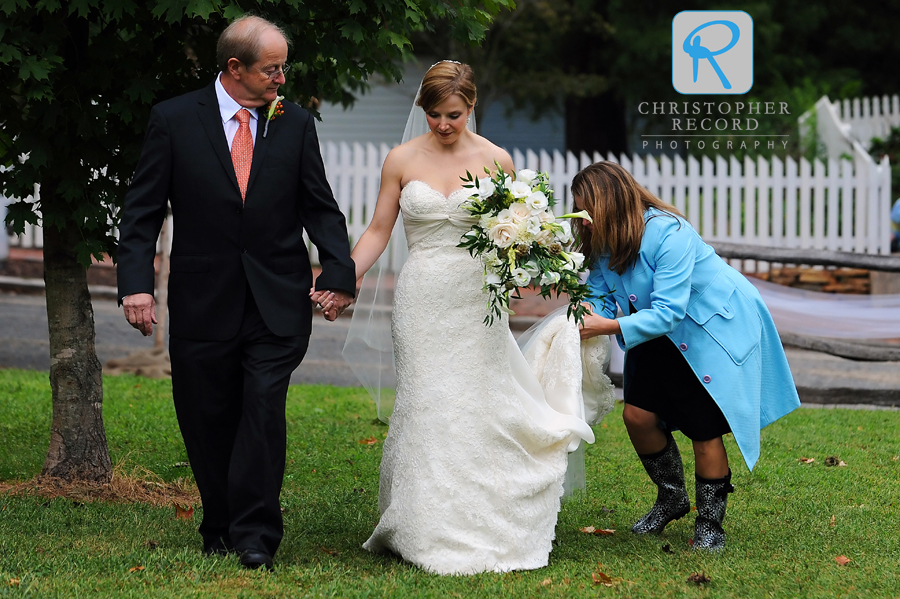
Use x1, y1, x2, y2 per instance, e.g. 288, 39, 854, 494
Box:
578, 303, 621, 340
310, 288, 354, 321
123, 293, 157, 336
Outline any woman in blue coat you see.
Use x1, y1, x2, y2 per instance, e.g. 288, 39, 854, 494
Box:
572, 162, 800, 551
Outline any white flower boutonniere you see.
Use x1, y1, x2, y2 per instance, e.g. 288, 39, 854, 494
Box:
263, 95, 285, 138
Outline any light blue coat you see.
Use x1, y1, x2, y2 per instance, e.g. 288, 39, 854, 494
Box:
586, 209, 800, 470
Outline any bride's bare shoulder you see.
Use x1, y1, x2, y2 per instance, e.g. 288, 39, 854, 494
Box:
473, 134, 514, 173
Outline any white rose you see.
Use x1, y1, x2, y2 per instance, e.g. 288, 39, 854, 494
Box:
556, 220, 573, 244
476, 178, 496, 199
522, 261, 541, 278
489, 222, 519, 248
485, 272, 503, 287
540, 271, 561, 285
535, 229, 554, 246
539, 210, 556, 224
511, 268, 531, 287
516, 169, 538, 185
509, 180, 532, 199
526, 191, 548, 213
508, 202, 531, 223
496, 209, 514, 224
526, 216, 542, 236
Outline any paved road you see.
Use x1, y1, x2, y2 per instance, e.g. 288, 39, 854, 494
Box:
1, 292, 898, 407
0, 293, 360, 387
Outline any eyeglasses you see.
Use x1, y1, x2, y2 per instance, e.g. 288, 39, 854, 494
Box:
248, 63, 291, 80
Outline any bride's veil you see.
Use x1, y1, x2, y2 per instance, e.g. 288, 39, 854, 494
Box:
341, 61, 476, 424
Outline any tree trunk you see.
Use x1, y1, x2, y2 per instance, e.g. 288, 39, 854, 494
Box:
41, 221, 112, 483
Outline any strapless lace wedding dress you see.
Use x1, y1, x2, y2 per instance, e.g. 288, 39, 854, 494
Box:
361, 180, 612, 575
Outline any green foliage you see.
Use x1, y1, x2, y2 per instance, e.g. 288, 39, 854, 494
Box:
1, 368, 900, 597
0, 0, 513, 267
869, 127, 900, 198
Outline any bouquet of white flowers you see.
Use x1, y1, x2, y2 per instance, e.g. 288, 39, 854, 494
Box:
458, 164, 595, 326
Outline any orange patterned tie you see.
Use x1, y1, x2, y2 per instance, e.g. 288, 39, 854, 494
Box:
231, 108, 253, 202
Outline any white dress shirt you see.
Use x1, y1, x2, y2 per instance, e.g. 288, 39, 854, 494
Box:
215, 73, 257, 150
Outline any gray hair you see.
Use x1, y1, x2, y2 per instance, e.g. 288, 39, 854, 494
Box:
216, 15, 290, 72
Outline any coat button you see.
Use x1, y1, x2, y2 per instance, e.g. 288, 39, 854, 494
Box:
679, 343, 688, 351
235, 207, 242, 215
702, 375, 712, 384
628, 293, 637, 302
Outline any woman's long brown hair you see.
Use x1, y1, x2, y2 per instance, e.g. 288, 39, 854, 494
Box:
572, 161, 683, 275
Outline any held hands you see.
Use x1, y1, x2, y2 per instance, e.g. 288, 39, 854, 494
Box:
310, 288, 354, 321
123, 293, 157, 336
578, 303, 621, 340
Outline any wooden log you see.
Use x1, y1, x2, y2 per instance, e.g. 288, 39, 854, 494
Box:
780, 332, 900, 362
710, 243, 900, 273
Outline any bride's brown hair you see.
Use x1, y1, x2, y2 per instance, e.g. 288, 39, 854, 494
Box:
416, 62, 477, 112
572, 161, 683, 275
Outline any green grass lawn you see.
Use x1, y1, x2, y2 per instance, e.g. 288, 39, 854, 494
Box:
1, 368, 898, 598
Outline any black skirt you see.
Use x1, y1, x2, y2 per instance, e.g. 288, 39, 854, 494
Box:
623, 331, 732, 442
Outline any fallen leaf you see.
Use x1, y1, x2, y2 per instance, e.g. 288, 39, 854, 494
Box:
829, 515, 835, 527
145, 540, 159, 550
540, 578, 552, 587
591, 563, 622, 587
174, 503, 194, 520
892, 456, 898, 461
172, 461, 190, 468
128, 566, 145, 573
835, 555, 851, 566
562, 577, 570, 584
358, 436, 379, 445
662, 543, 674, 554
9, 579, 20, 587
601, 422, 607, 428
320, 547, 340, 556
688, 538, 694, 546
687, 571, 711, 584
600, 506, 614, 513
580, 526, 615, 536
857, 426, 863, 431
824, 456, 847, 467
799, 457, 815, 464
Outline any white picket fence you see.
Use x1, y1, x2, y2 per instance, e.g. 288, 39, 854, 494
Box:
7, 143, 893, 270
321, 142, 892, 271
835, 94, 900, 149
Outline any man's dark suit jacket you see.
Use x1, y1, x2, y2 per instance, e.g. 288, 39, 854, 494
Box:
118, 82, 356, 340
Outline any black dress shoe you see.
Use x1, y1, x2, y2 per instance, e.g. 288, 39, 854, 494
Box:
239, 549, 273, 570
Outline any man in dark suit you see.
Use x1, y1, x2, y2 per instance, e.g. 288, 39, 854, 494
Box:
117, 15, 355, 570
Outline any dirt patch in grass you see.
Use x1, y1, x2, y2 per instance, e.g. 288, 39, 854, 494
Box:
0, 463, 200, 506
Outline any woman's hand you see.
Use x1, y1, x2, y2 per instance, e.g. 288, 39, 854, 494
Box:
578, 303, 621, 340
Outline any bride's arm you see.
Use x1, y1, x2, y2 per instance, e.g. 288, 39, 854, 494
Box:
349, 149, 404, 280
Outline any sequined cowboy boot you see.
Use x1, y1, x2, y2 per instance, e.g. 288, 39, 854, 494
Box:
631, 433, 691, 535
693, 470, 735, 551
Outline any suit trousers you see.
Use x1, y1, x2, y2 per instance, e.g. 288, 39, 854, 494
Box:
169, 287, 309, 556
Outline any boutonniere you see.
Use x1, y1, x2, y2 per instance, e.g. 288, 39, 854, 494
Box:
263, 95, 285, 138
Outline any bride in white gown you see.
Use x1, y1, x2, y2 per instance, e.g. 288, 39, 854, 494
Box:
319, 61, 614, 575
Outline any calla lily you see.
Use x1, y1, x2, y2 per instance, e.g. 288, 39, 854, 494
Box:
559, 210, 593, 223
